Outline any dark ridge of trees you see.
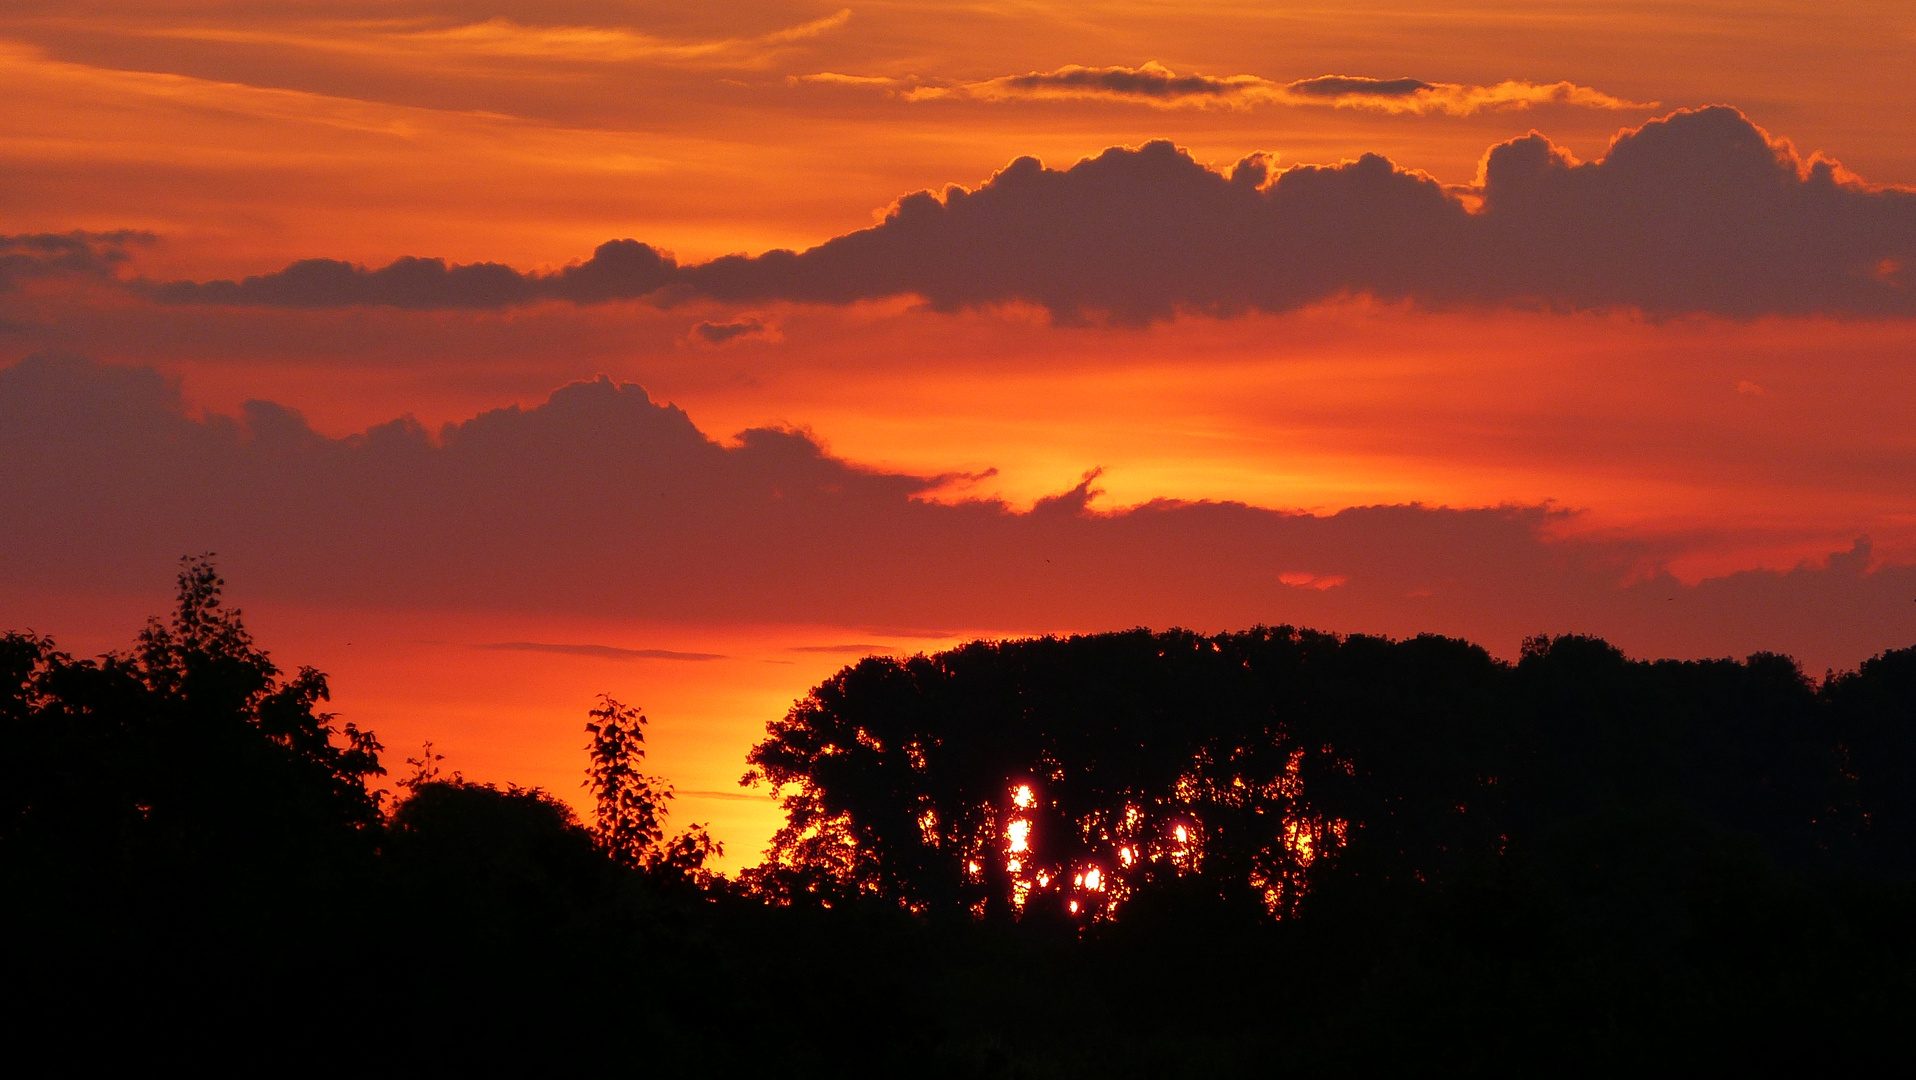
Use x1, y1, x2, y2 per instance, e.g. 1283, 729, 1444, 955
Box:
743, 628, 1901, 923
5, 561, 1916, 1072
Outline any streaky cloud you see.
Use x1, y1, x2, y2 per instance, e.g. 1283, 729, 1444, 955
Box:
897, 62, 1651, 114
475, 641, 726, 661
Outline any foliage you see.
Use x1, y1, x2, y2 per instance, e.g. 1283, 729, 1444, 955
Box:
584, 693, 721, 881
0, 555, 384, 889
745, 627, 1894, 927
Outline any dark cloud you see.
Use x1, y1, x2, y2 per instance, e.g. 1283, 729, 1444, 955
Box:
1, 231, 153, 293
474, 642, 726, 661
150, 239, 676, 309
688, 316, 772, 345
898, 63, 1641, 114
132, 109, 1916, 322
1285, 75, 1433, 98
4, 353, 1911, 672
995, 64, 1260, 99
681, 108, 1916, 321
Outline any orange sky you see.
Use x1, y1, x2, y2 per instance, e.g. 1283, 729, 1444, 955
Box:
4, 2, 1915, 870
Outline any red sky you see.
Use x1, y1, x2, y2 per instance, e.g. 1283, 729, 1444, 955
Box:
4, 1, 1915, 869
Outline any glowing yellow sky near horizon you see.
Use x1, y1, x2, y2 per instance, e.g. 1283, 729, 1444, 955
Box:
0, 587, 996, 873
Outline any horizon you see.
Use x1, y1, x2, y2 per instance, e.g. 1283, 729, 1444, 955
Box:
6, 1, 1916, 872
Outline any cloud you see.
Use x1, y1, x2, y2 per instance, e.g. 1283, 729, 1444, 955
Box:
4, 353, 1911, 672
677, 108, 1916, 321
78, 9, 854, 68
389, 9, 853, 63
687, 316, 775, 346
132, 109, 1916, 322
150, 239, 676, 309
474, 641, 727, 661
792, 72, 901, 88
898, 62, 1651, 115
1, 231, 152, 293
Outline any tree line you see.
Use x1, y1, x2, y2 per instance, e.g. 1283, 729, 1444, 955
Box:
745, 626, 1916, 922
5, 558, 1915, 1072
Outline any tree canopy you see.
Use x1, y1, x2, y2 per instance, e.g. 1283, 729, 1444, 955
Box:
746, 627, 1912, 925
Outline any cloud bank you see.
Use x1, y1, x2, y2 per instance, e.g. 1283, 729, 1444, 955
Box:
900, 63, 1651, 115
139, 109, 1916, 322
4, 354, 1910, 672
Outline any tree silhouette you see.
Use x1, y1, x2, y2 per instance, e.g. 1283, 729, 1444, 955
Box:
745, 627, 1910, 928
1, 555, 385, 876
584, 693, 721, 880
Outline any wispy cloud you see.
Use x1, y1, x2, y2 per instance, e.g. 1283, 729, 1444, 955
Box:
23, 9, 853, 69
838, 61, 1650, 115
688, 316, 777, 346
476, 641, 726, 661
386, 9, 852, 64
677, 789, 778, 802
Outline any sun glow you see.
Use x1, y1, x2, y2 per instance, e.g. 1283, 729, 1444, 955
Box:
1007, 818, 1031, 853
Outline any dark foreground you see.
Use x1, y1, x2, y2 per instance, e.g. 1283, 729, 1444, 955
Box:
5, 563, 1915, 1074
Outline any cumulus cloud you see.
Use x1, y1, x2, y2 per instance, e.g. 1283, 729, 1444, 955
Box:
900, 62, 1651, 115
131, 109, 1916, 322
4, 353, 1911, 671
679, 107, 1916, 320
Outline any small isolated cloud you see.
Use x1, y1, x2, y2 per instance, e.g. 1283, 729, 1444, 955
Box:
1278, 572, 1348, 591
788, 643, 898, 654
677, 789, 778, 802
687, 316, 776, 346
892, 62, 1650, 115
476, 641, 726, 661
792, 72, 901, 88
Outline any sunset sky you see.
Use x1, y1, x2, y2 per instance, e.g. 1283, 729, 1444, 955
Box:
5, 1, 1915, 869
